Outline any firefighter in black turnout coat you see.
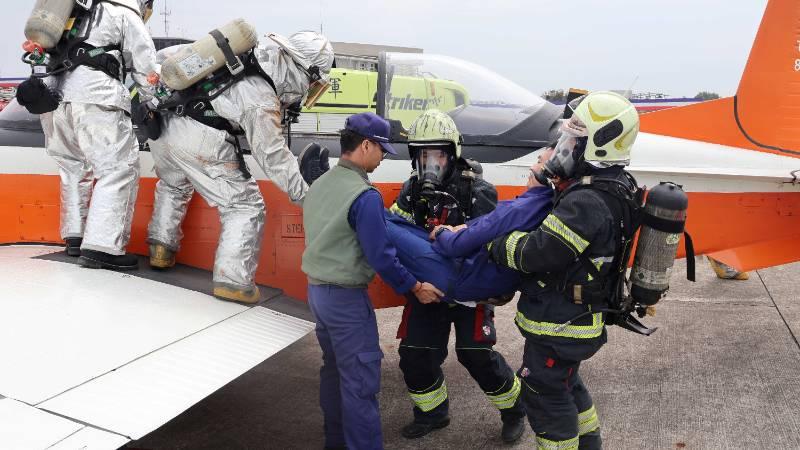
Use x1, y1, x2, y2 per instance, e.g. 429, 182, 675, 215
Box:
489, 91, 642, 450
389, 110, 527, 443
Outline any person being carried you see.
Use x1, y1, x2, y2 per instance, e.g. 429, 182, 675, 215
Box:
384, 145, 556, 304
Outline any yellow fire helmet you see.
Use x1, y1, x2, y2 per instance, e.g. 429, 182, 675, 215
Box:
568, 90, 639, 166
407, 109, 462, 158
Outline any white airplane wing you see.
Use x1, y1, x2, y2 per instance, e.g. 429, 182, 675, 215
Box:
0, 245, 314, 449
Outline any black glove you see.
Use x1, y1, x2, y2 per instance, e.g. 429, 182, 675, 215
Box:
131, 92, 162, 141
16, 77, 61, 114
298, 142, 330, 185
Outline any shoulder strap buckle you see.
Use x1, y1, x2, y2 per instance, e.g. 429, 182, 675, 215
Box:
573, 285, 583, 305
75, 0, 93, 11
210, 29, 245, 76
226, 58, 244, 76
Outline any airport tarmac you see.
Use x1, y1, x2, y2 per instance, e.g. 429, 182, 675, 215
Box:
129, 257, 800, 449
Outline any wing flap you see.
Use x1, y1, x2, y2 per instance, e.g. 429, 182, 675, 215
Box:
707, 235, 800, 272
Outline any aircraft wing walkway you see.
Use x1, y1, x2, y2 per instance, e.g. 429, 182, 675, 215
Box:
0, 245, 314, 449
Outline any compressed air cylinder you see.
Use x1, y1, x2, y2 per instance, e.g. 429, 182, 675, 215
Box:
630, 182, 688, 305
160, 19, 258, 91
24, 0, 75, 50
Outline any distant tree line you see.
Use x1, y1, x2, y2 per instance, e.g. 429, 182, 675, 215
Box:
542, 89, 721, 101
694, 91, 720, 100
542, 89, 566, 102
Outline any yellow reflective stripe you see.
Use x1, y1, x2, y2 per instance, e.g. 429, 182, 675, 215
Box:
537, 435, 579, 450
587, 256, 612, 281
408, 382, 448, 412
578, 405, 600, 435
504, 231, 527, 270
389, 203, 414, 222
515, 311, 604, 339
542, 214, 589, 254
486, 375, 521, 410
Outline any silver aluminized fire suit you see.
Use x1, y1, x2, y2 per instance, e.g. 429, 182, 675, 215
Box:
147, 31, 334, 291
43, 0, 157, 255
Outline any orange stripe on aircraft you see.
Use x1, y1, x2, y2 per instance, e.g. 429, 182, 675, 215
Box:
3, 175, 798, 307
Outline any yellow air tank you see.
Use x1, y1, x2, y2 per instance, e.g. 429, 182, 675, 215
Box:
24, 0, 76, 51
160, 19, 258, 91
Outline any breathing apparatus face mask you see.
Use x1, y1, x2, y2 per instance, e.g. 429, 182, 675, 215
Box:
540, 117, 589, 182
414, 146, 453, 193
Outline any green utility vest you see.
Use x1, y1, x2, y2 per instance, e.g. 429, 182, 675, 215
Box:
302, 160, 378, 288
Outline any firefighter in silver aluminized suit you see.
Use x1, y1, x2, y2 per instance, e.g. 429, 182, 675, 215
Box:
44, 0, 157, 270
146, 31, 334, 303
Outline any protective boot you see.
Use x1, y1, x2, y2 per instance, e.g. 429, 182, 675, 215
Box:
501, 417, 525, 444
400, 417, 450, 439
79, 250, 139, 271
708, 257, 749, 280
213, 283, 261, 304
64, 237, 82, 257
149, 243, 176, 269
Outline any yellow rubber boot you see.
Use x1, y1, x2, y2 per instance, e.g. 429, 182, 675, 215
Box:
149, 243, 176, 269
708, 257, 749, 280
213, 284, 261, 304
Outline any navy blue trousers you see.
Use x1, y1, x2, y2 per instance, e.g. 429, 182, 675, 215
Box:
308, 284, 384, 450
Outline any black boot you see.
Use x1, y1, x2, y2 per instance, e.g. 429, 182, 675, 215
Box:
64, 237, 82, 257
79, 249, 139, 271
400, 417, 450, 439
501, 417, 526, 444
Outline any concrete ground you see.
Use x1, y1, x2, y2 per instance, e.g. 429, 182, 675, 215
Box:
128, 258, 800, 449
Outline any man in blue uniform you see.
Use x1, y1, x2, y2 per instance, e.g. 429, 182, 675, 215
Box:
302, 112, 443, 450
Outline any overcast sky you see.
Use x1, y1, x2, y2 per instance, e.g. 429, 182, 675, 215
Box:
2, 0, 768, 97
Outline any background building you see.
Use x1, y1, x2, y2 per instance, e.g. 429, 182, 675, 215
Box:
331, 42, 422, 72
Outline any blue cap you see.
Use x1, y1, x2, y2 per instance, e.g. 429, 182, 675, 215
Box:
344, 112, 397, 155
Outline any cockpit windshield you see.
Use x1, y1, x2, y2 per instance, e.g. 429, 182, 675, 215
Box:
378, 53, 550, 136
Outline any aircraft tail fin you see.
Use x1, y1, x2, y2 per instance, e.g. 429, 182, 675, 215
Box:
735, 0, 800, 152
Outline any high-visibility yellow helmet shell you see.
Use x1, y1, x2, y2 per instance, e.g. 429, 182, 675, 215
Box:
407, 109, 462, 158
570, 91, 639, 165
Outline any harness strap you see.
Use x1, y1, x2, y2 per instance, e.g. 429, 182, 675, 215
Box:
158, 50, 277, 123
555, 174, 641, 306
67, 42, 122, 80
209, 29, 244, 76
229, 136, 252, 179
642, 212, 685, 234
684, 231, 696, 282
